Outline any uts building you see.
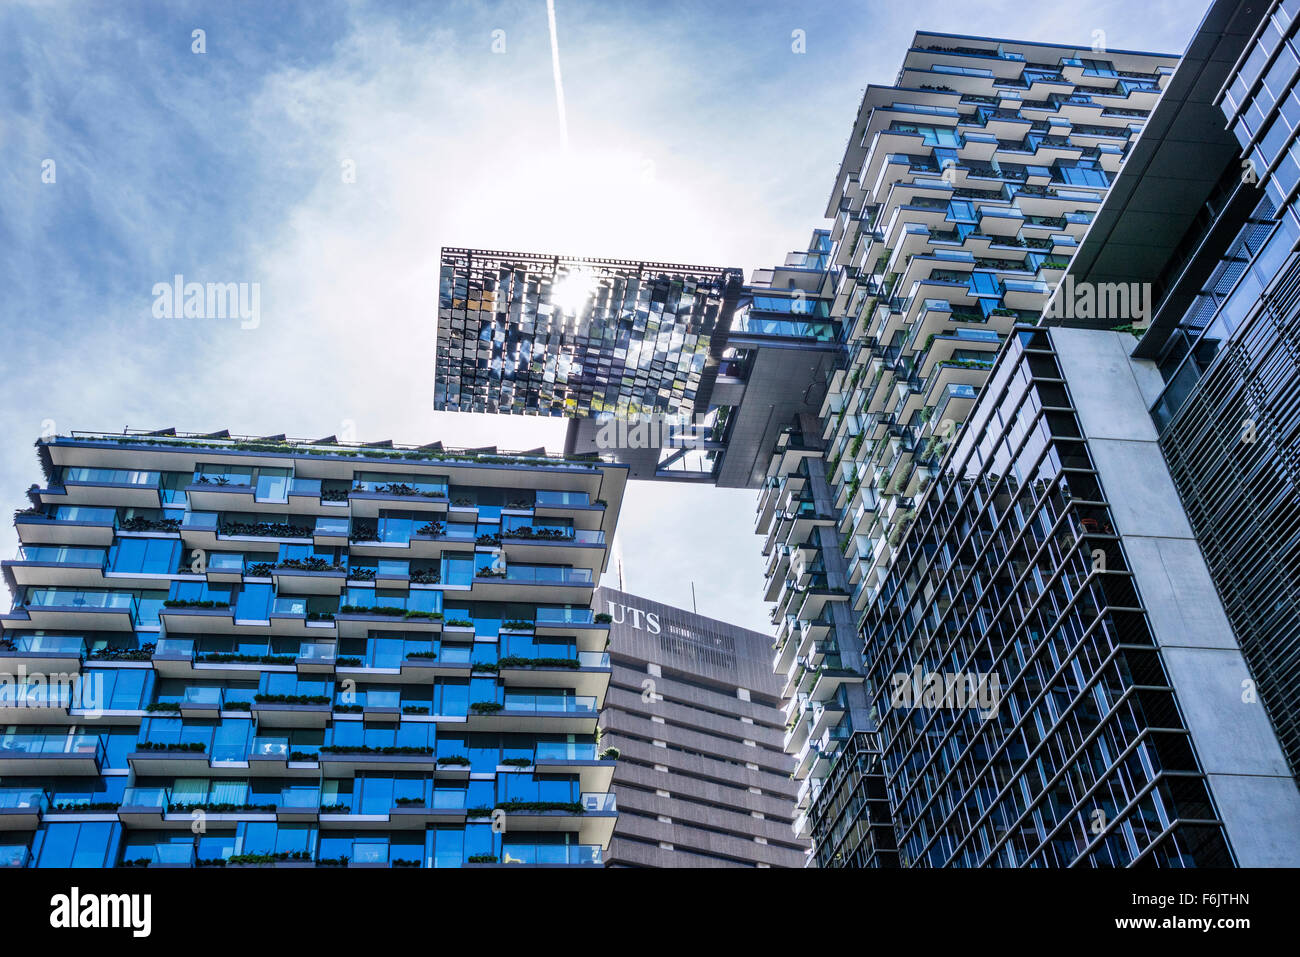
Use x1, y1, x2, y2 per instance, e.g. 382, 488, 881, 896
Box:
594, 587, 808, 867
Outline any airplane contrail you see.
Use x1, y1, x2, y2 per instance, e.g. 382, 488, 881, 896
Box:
546, 0, 570, 151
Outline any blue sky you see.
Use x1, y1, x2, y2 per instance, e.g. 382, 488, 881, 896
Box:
0, 0, 1205, 632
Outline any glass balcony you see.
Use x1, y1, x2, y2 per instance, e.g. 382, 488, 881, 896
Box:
0, 787, 48, 812
280, 787, 322, 811
25, 588, 134, 611
17, 546, 107, 566
357, 689, 401, 709
271, 597, 308, 617
8, 634, 87, 656
63, 467, 160, 487
580, 792, 617, 813
496, 566, 593, 585
121, 787, 171, 811
535, 490, 590, 507
250, 737, 293, 759
298, 643, 337, 664
182, 687, 224, 709
501, 692, 596, 713
576, 651, 610, 668
0, 732, 105, 760
0, 845, 31, 868
49, 505, 117, 525
314, 516, 350, 536
534, 742, 597, 761
207, 553, 245, 574
498, 844, 603, 865
182, 511, 219, 530
350, 842, 390, 864
152, 844, 196, 867
153, 638, 195, 660
287, 478, 322, 497
535, 607, 595, 626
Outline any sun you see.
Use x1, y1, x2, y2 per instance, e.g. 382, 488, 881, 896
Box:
550, 269, 597, 318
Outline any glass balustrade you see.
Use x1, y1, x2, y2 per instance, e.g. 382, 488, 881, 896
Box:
0, 787, 48, 811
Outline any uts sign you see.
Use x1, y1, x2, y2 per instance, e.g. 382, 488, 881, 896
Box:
604, 601, 661, 635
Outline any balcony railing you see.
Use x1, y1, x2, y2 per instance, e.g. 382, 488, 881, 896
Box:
0, 845, 31, 868
499, 693, 597, 714
5, 634, 87, 657
0, 732, 105, 762
121, 786, 171, 811
0, 787, 48, 812
496, 844, 603, 865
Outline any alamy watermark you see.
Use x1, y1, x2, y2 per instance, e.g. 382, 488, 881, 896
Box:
1044, 276, 1152, 328
889, 665, 1001, 719
151, 274, 260, 329
0, 666, 105, 717
594, 413, 712, 450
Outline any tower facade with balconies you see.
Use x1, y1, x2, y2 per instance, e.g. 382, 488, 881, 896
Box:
0, 429, 627, 868
759, 34, 1180, 865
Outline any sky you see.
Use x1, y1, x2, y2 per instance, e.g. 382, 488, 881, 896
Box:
0, 0, 1206, 634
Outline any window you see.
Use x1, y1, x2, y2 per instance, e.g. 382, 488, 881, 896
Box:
36, 821, 119, 868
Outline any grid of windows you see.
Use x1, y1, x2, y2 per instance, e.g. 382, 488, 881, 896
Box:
859, 329, 1234, 868
0, 432, 622, 867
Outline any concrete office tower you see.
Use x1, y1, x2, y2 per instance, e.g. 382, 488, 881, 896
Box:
0, 429, 627, 868
593, 587, 808, 867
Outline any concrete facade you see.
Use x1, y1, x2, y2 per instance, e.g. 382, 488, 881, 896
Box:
1053, 327, 1300, 866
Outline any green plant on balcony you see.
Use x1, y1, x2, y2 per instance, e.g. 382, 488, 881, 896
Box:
476, 566, 507, 579
198, 652, 295, 664
348, 521, 378, 543
145, 702, 181, 712
599, 747, 620, 760
470, 701, 504, 714
497, 656, 581, 670
471, 662, 499, 673
502, 619, 534, 631
163, 599, 229, 610
467, 854, 498, 863
494, 799, 585, 814
466, 807, 493, 819
594, 612, 613, 624
436, 755, 471, 766
444, 617, 473, 627
135, 741, 206, 752
222, 520, 312, 539
416, 521, 446, 537
501, 757, 533, 767
255, 693, 330, 706
121, 517, 181, 533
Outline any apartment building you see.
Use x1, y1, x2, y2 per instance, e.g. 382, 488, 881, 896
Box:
759, 33, 1180, 863
0, 429, 627, 868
